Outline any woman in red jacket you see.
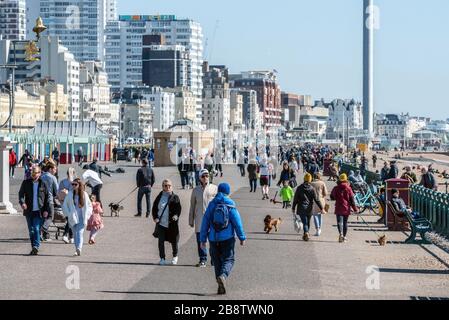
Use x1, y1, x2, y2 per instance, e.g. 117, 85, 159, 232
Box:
330, 173, 359, 243
9, 149, 17, 178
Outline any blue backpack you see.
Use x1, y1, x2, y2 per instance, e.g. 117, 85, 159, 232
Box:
212, 202, 235, 232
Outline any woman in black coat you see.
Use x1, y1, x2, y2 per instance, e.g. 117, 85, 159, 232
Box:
152, 179, 182, 265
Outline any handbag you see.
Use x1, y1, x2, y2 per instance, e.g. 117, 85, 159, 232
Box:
293, 214, 303, 234
152, 195, 171, 238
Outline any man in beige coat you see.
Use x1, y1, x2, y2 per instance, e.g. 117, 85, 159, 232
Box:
311, 172, 328, 237
189, 169, 218, 267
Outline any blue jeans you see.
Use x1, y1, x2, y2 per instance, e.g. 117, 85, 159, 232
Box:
25, 211, 43, 249
209, 238, 236, 279
195, 171, 200, 186
196, 232, 208, 263
73, 223, 85, 251
299, 214, 312, 233
336, 215, 349, 237
313, 213, 322, 230
249, 179, 257, 192
137, 186, 151, 215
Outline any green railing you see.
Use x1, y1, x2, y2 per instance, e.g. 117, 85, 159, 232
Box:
410, 185, 449, 236
339, 163, 381, 184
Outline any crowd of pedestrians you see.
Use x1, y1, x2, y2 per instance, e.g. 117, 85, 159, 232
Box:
11, 142, 445, 296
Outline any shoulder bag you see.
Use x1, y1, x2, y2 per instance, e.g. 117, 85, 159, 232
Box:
152, 195, 172, 238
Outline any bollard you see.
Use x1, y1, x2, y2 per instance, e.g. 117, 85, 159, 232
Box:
0, 137, 18, 215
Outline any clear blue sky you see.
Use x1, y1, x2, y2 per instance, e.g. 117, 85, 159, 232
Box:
118, 0, 449, 120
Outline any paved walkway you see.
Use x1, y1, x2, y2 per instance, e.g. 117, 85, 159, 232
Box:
1, 163, 449, 300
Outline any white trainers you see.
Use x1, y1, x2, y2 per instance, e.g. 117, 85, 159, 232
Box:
315, 229, 321, 237
159, 259, 166, 265
62, 236, 69, 244
343, 236, 348, 243
70, 238, 74, 244
172, 256, 178, 265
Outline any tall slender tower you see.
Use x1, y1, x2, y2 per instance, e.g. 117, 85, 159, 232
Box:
363, 0, 375, 136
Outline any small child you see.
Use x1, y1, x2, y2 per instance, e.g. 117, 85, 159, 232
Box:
280, 180, 294, 209
87, 194, 104, 244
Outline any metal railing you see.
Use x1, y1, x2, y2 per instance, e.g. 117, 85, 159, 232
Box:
410, 184, 449, 236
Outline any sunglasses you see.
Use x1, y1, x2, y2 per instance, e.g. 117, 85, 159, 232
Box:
201, 175, 209, 178
72, 183, 79, 187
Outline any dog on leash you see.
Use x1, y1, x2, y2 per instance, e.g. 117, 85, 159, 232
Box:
377, 234, 387, 246
264, 215, 282, 234
109, 203, 124, 217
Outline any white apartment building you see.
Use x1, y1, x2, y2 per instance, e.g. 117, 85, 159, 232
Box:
104, 15, 203, 115
39, 36, 80, 120
121, 102, 153, 140
327, 99, 364, 131
79, 61, 112, 128
166, 87, 197, 122
32, 0, 117, 62
0, 36, 80, 120
300, 105, 329, 138
0, 0, 26, 40
140, 86, 175, 132
202, 96, 231, 134
230, 90, 243, 129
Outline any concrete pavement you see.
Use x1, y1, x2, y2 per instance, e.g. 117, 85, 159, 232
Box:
1, 163, 449, 300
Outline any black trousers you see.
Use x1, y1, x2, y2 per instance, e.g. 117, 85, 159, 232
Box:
92, 184, 103, 204
157, 225, 178, 259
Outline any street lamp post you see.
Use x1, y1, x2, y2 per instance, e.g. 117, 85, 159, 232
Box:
0, 64, 17, 133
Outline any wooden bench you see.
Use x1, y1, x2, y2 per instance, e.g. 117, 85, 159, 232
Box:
387, 202, 410, 231
404, 211, 433, 245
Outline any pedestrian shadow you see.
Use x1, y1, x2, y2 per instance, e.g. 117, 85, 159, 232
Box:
247, 232, 299, 237
0, 238, 29, 243
379, 268, 449, 275
246, 237, 301, 242
71, 261, 198, 268
99, 290, 212, 297
0, 253, 71, 257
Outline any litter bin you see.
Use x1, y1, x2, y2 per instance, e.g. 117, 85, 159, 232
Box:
385, 179, 410, 230
323, 159, 332, 176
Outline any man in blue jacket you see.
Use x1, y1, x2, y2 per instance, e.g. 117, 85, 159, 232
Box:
200, 183, 246, 295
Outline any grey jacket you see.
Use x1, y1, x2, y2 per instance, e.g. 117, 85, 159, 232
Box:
189, 183, 218, 233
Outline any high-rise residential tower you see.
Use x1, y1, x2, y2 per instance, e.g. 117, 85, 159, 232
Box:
105, 15, 204, 119
0, 0, 26, 40
29, 0, 117, 62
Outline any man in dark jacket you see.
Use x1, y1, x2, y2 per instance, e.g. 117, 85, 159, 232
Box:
292, 173, 325, 241
420, 167, 437, 191
135, 159, 156, 217
388, 161, 399, 180
18, 166, 53, 255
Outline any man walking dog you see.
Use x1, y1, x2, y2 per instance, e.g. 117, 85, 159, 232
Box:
135, 159, 155, 217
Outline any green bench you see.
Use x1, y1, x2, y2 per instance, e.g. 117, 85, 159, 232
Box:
404, 211, 433, 244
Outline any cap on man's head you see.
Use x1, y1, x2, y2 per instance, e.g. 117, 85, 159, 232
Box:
339, 173, 348, 182
218, 183, 231, 195
199, 169, 209, 177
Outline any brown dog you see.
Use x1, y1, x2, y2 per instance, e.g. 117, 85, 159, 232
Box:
264, 215, 282, 234
378, 235, 387, 246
